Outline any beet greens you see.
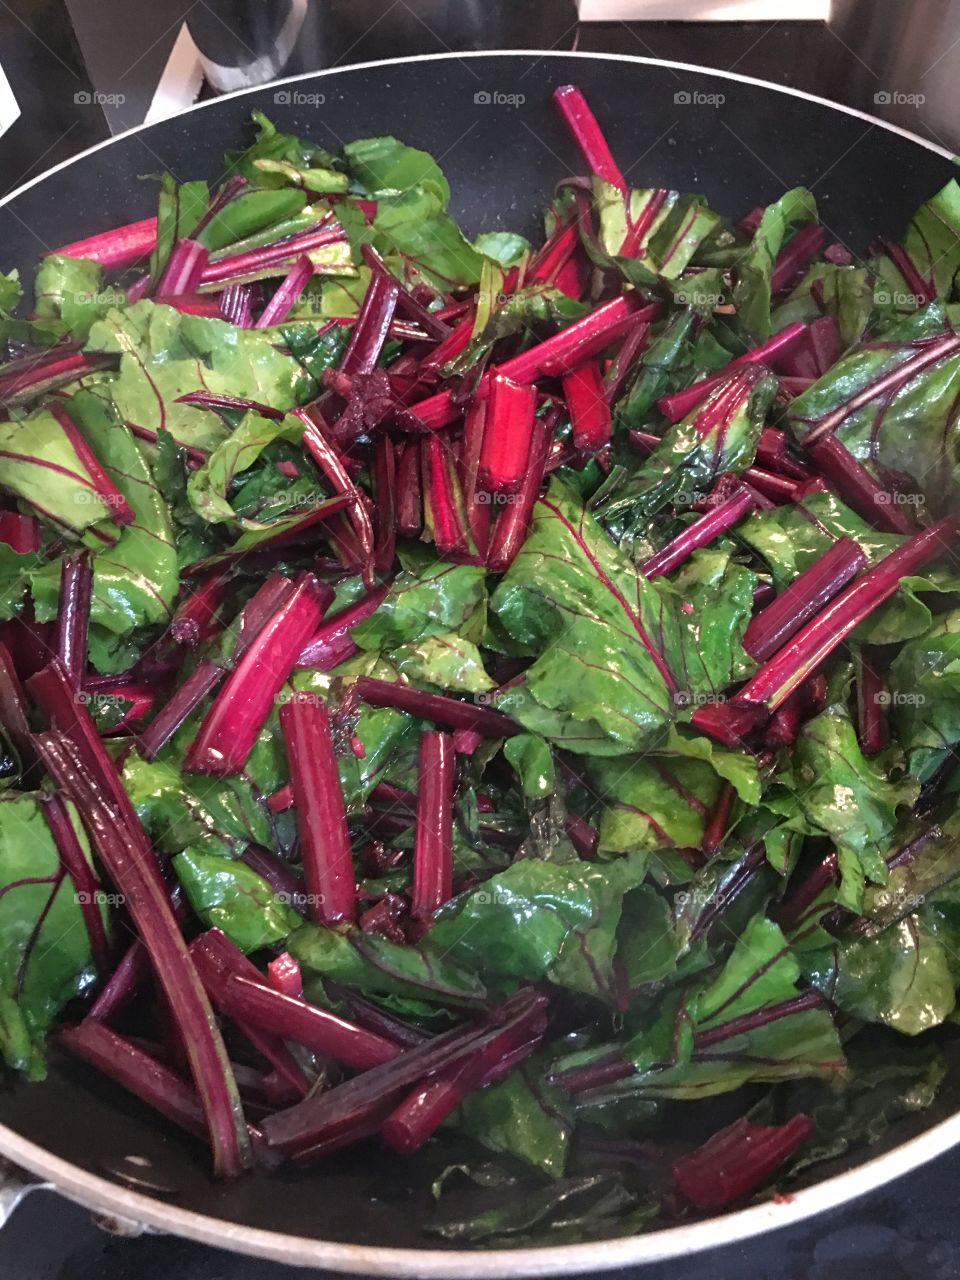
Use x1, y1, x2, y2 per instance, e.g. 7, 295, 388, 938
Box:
4, 86, 960, 1246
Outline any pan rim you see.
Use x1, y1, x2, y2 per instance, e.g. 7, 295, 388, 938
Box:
1, 46, 958, 1273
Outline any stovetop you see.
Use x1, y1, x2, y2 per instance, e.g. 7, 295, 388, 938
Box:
2, 9, 959, 1280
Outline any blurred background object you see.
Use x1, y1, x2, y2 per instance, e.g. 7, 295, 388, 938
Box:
3, 0, 956, 182
830, 0, 960, 152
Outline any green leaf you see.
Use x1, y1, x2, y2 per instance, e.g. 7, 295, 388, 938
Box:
641, 547, 757, 704
900, 178, 960, 301
791, 710, 919, 910
593, 369, 776, 536
389, 632, 494, 694
226, 112, 341, 190
473, 231, 530, 266
30, 389, 178, 638
85, 300, 318, 452
0, 407, 119, 534
888, 608, 960, 780
503, 734, 555, 800
805, 915, 957, 1035
589, 751, 724, 856
732, 188, 818, 341
0, 795, 102, 1078
289, 922, 486, 1007
173, 847, 302, 952
457, 1058, 573, 1178
149, 174, 209, 283
352, 555, 487, 651
186, 410, 303, 529
34, 255, 124, 342
426, 1172, 655, 1245
196, 188, 308, 251
427, 853, 648, 1002
491, 479, 675, 754
344, 135, 450, 204
787, 305, 960, 516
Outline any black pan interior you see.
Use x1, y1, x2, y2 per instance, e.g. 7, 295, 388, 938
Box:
1, 52, 958, 1247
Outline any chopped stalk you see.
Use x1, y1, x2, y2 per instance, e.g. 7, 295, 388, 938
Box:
657, 322, 808, 423
486, 413, 555, 572
552, 85, 626, 189
354, 676, 520, 738
808, 434, 916, 535
406, 296, 655, 429
372, 436, 397, 572
296, 583, 391, 670
459, 399, 492, 557
563, 360, 611, 454
186, 573, 332, 774
279, 693, 356, 924
156, 238, 209, 296
138, 660, 225, 760
640, 484, 755, 579
422, 434, 470, 556
411, 731, 454, 920
856, 651, 889, 756
51, 217, 158, 268
478, 375, 538, 494
58, 1021, 207, 1139
255, 255, 314, 327
743, 536, 867, 662
737, 517, 960, 710
339, 267, 400, 377
222, 973, 398, 1069
35, 733, 250, 1176
54, 552, 92, 687
673, 1114, 813, 1210
396, 440, 424, 538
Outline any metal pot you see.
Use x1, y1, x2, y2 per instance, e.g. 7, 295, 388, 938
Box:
0, 50, 957, 1273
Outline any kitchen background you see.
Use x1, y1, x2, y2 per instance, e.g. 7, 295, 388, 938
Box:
1, 1, 958, 1277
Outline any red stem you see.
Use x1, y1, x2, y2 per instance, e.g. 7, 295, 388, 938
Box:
736, 516, 960, 711
552, 85, 626, 189
640, 484, 755, 579
743, 536, 867, 663
279, 693, 356, 924
54, 552, 92, 687
354, 676, 520, 738
51, 216, 158, 268
657, 322, 808, 423
411, 731, 455, 919
479, 375, 538, 494
563, 360, 611, 454
223, 973, 398, 1070
185, 573, 332, 774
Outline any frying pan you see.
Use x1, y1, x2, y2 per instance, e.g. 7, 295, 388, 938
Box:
1, 49, 958, 1275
